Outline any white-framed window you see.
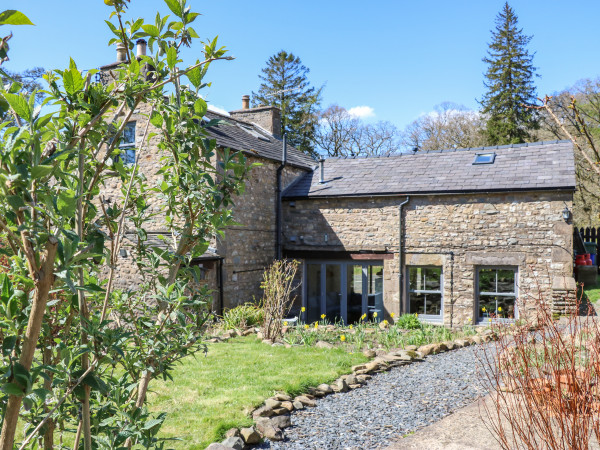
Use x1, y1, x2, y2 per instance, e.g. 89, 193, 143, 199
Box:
116, 121, 136, 165
408, 266, 442, 320
476, 267, 517, 322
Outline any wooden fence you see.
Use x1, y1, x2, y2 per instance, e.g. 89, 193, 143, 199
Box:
578, 227, 600, 261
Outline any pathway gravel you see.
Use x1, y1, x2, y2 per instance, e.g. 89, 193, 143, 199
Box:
259, 345, 490, 449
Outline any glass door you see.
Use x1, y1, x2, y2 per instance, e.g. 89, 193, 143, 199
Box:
306, 264, 321, 324
347, 264, 363, 323
305, 260, 384, 324
325, 264, 342, 323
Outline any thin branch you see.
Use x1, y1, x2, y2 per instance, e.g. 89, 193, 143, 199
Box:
538, 95, 600, 177
18, 363, 96, 450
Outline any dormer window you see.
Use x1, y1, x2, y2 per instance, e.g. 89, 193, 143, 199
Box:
473, 152, 495, 165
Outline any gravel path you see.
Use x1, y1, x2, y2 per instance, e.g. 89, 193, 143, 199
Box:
259, 346, 490, 449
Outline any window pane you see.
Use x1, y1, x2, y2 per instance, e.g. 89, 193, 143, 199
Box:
479, 295, 496, 319
347, 265, 363, 324
306, 264, 321, 324
409, 267, 422, 291
122, 122, 136, 145
121, 148, 136, 165
325, 264, 342, 323
425, 268, 441, 291
367, 265, 383, 322
424, 293, 442, 315
497, 296, 516, 319
478, 269, 495, 293
409, 293, 426, 315
496, 269, 515, 294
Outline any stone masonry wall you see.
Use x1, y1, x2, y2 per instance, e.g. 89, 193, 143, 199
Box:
282, 191, 574, 326
99, 101, 308, 310
218, 158, 306, 309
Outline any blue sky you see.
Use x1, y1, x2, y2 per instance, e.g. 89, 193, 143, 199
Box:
3, 1, 599, 130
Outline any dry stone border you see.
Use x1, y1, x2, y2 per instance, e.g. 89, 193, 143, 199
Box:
204, 326, 496, 449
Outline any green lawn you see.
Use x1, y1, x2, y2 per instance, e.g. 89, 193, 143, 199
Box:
146, 336, 368, 448
583, 280, 600, 303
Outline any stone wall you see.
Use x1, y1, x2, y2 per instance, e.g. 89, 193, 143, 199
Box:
282, 191, 574, 326
98, 101, 308, 310
218, 158, 307, 309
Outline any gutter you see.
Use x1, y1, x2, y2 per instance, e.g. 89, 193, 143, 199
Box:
275, 135, 287, 259
283, 187, 577, 201
398, 196, 410, 315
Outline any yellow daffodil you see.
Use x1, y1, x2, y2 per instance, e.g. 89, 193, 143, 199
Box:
340, 335, 346, 342
361, 313, 366, 321
482, 307, 486, 312
314, 322, 318, 329
321, 314, 326, 319
415, 313, 419, 318
489, 318, 492, 323
467, 317, 472, 322
304, 324, 309, 329
373, 312, 378, 318
390, 312, 395, 318
383, 320, 388, 325
349, 324, 353, 330
283, 321, 288, 327
301, 307, 306, 312
498, 307, 502, 312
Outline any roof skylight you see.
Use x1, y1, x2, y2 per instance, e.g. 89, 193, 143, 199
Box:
473, 152, 496, 165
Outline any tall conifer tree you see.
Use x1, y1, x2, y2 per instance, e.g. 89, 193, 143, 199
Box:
252, 51, 321, 157
480, 3, 538, 145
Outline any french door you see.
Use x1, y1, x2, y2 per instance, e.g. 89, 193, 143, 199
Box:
304, 261, 383, 324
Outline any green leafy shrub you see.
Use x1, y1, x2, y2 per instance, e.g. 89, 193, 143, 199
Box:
221, 303, 264, 330
395, 313, 423, 330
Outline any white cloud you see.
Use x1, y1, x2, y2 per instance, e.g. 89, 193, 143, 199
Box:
207, 104, 230, 116
347, 106, 375, 119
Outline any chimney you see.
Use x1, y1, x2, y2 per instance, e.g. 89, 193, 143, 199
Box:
229, 98, 282, 138
242, 95, 250, 110
136, 39, 147, 57
319, 157, 325, 184
116, 42, 127, 62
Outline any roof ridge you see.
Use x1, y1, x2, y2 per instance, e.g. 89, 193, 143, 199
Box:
323, 140, 572, 162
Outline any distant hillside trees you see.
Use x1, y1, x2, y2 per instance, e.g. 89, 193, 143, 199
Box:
401, 102, 487, 152
314, 104, 401, 157
538, 78, 600, 226
480, 2, 539, 145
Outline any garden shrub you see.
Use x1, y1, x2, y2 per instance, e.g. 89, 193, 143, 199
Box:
395, 313, 422, 330
221, 303, 264, 330
260, 259, 300, 340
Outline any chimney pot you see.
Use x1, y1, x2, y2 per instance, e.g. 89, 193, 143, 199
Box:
136, 39, 147, 57
319, 157, 325, 184
116, 42, 127, 62
242, 95, 250, 110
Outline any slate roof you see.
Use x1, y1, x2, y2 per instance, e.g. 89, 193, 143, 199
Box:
283, 140, 575, 199
204, 111, 315, 170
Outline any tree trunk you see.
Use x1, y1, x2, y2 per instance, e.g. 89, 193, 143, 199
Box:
0, 237, 58, 450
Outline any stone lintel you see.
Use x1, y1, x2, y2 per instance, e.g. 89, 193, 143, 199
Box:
405, 253, 444, 266
465, 251, 526, 266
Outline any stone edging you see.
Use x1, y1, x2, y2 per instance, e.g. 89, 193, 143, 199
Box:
205, 328, 496, 449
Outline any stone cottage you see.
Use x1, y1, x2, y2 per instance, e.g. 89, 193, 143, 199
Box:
100, 43, 314, 312
100, 44, 576, 325
282, 141, 576, 326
